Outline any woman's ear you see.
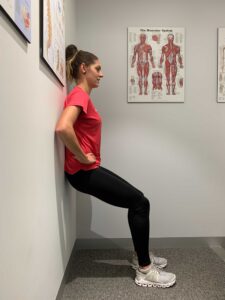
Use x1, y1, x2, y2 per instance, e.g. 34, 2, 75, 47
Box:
80, 63, 87, 74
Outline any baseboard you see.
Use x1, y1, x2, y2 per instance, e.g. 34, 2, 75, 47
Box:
74, 236, 225, 250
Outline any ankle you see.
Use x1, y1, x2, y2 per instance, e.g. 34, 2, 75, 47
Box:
139, 264, 151, 273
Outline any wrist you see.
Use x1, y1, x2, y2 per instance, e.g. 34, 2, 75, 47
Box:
75, 153, 87, 163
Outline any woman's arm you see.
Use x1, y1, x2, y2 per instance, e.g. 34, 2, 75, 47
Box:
55, 105, 96, 164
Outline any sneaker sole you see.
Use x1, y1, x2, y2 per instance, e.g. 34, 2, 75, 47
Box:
135, 277, 176, 288
131, 262, 167, 270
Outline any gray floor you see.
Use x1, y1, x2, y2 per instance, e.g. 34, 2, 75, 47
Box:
61, 247, 225, 300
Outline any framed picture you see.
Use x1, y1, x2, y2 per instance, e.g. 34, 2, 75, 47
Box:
217, 28, 225, 103
0, 0, 31, 43
128, 27, 185, 103
40, 0, 65, 86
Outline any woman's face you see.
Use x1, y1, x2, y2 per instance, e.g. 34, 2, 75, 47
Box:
85, 60, 104, 88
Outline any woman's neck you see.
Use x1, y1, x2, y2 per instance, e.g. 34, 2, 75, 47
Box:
76, 81, 92, 95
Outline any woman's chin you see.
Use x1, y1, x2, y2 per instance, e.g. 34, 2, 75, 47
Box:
94, 82, 100, 88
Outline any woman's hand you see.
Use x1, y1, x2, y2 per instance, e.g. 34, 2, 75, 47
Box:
77, 152, 96, 165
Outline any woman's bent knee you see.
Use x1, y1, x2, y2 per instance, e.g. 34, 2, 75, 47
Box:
141, 196, 150, 212
132, 194, 150, 213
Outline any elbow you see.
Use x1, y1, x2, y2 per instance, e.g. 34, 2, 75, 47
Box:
55, 124, 66, 137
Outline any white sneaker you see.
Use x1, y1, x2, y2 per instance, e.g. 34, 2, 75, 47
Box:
135, 264, 176, 288
131, 252, 167, 270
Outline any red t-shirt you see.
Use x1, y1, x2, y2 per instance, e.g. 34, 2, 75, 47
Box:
64, 86, 102, 174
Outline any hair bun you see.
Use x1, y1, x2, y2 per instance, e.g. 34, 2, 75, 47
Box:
66, 44, 78, 61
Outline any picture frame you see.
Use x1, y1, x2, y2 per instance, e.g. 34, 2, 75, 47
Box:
40, 0, 65, 86
0, 0, 31, 43
128, 27, 185, 103
217, 28, 225, 103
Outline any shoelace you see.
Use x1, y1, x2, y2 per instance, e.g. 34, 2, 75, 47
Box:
150, 264, 161, 274
145, 265, 162, 280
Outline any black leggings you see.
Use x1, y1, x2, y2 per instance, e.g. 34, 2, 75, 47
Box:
65, 166, 151, 266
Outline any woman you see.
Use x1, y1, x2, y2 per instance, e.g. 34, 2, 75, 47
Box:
55, 45, 176, 288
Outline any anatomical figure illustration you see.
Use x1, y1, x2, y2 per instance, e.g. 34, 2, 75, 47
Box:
46, 0, 52, 50
159, 34, 183, 95
20, 3, 30, 28
43, 0, 65, 83
218, 28, 225, 102
128, 27, 185, 102
131, 34, 155, 95
218, 45, 225, 100
152, 72, 163, 90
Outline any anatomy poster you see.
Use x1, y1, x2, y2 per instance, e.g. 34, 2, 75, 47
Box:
128, 27, 185, 103
41, 0, 65, 85
0, 0, 31, 42
218, 28, 225, 102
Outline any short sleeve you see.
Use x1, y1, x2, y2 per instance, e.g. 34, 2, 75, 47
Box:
64, 89, 89, 114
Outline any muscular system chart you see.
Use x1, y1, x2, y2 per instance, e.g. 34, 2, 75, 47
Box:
128, 27, 185, 103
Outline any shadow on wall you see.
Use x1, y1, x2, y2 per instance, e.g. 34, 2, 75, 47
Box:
76, 191, 99, 239
54, 133, 76, 269
76, 191, 130, 250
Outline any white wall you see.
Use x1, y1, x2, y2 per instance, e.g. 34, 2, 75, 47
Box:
0, 1, 77, 299
76, 0, 225, 239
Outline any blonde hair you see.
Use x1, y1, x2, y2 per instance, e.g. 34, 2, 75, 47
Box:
66, 49, 80, 82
